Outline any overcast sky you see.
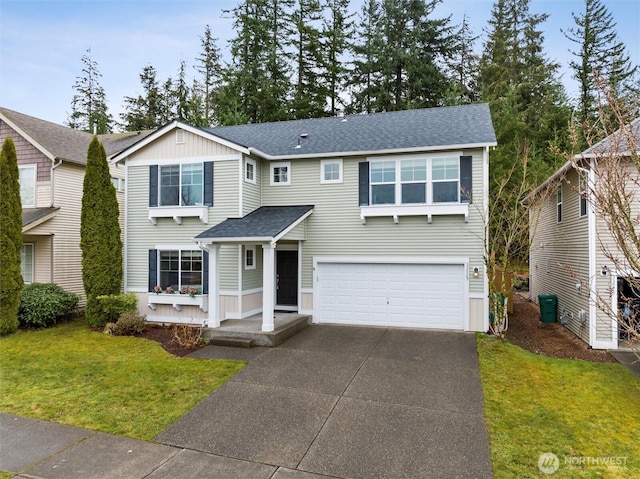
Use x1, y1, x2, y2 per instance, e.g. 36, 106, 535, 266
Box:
1, 0, 638, 127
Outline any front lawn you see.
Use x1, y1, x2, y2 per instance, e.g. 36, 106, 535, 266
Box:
477, 334, 640, 478
0, 320, 244, 441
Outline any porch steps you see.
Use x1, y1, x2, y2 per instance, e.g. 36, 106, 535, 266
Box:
203, 314, 311, 347
209, 337, 255, 348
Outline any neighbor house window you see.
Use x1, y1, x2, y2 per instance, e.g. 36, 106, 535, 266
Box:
270, 161, 290, 186
21, 244, 34, 283
579, 174, 587, 217
369, 156, 460, 205
245, 246, 256, 270
158, 250, 203, 291
159, 163, 203, 206
557, 186, 562, 223
111, 177, 125, 192
321, 159, 343, 184
245, 159, 256, 184
19, 165, 36, 207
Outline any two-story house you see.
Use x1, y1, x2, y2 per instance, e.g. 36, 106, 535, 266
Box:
0, 107, 150, 304
112, 104, 496, 332
528, 119, 640, 350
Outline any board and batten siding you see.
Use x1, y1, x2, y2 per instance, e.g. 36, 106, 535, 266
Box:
132, 128, 238, 160
529, 168, 590, 343
260, 150, 486, 294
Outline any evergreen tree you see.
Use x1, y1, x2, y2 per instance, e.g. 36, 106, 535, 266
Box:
443, 14, 479, 105
564, 0, 638, 128
479, 0, 571, 263
80, 137, 122, 327
121, 65, 163, 130
0, 137, 23, 335
290, 0, 327, 119
194, 25, 222, 126
321, 0, 354, 116
67, 49, 113, 134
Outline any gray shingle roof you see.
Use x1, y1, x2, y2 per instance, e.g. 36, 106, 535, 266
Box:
0, 107, 152, 165
196, 205, 314, 241
581, 117, 640, 157
206, 103, 496, 158
22, 207, 60, 227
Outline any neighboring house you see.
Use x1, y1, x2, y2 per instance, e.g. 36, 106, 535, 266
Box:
112, 104, 497, 332
0, 107, 151, 305
528, 119, 640, 350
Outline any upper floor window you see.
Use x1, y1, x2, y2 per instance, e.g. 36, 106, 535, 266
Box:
321, 159, 343, 184
579, 174, 587, 217
369, 156, 461, 205
19, 165, 36, 207
245, 158, 256, 184
270, 161, 290, 186
557, 186, 563, 223
160, 163, 203, 206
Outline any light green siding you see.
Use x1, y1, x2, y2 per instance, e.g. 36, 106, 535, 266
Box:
260, 151, 486, 293
242, 245, 263, 290
281, 221, 306, 240
242, 155, 262, 215
125, 160, 241, 291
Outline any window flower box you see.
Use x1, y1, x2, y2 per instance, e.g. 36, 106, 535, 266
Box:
147, 293, 208, 312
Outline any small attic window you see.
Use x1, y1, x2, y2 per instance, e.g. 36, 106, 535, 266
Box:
176, 130, 185, 145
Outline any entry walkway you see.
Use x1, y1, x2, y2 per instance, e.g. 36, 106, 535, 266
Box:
1, 326, 493, 478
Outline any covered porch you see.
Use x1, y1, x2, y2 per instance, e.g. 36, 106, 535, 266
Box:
195, 205, 314, 333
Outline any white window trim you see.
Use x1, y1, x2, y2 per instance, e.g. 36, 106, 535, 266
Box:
579, 174, 587, 218
158, 163, 204, 208
557, 186, 563, 223
245, 245, 256, 270
320, 159, 343, 184
21, 243, 34, 284
245, 158, 256, 184
154, 247, 205, 292
19, 165, 37, 207
369, 153, 461, 206
176, 129, 185, 144
270, 161, 291, 186
111, 177, 125, 192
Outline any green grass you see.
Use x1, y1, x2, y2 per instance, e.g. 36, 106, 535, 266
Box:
0, 320, 245, 441
477, 334, 640, 478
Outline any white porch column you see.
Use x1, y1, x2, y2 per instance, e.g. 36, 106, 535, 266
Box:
207, 244, 220, 328
262, 243, 276, 332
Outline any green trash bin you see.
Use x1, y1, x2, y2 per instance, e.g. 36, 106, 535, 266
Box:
538, 294, 557, 323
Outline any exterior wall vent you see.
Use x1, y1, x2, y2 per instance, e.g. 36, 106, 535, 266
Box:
176, 129, 185, 145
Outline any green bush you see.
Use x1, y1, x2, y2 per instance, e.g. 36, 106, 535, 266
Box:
104, 311, 146, 336
18, 283, 79, 328
94, 293, 137, 327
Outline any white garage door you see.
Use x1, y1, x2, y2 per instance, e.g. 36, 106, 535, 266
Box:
316, 262, 466, 330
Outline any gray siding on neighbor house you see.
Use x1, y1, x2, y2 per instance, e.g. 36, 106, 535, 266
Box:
260, 150, 486, 293
125, 159, 242, 292
529, 168, 590, 343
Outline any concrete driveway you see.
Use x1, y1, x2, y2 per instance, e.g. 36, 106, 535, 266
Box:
157, 325, 493, 479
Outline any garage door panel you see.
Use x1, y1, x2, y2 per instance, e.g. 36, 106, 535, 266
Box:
317, 262, 465, 330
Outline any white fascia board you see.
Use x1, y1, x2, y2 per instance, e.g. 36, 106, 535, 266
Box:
0, 112, 56, 162
111, 121, 250, 164
195, 236, 275, 245
273, 209, 314, 242
249, 142, 497, 161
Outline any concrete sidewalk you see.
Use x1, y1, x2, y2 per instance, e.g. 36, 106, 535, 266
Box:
1, 326, 493, 478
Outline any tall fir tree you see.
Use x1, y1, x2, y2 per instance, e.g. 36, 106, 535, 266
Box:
321, 0, 354, 116
0, 137, 23, 335
563, 0, 638, 130
121, 65, 164, 130
67, 49, 113, 134
80, 137, 123, 327
479, 0, 570, 263
290, 0, 327, 119
194, 25, 222, 126
443, 14, 479, 105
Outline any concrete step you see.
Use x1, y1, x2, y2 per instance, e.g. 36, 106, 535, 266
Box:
209, 336, 255, 348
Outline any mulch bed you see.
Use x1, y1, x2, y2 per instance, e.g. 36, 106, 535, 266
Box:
505, 293, 615, 362
137, 294, 615, 362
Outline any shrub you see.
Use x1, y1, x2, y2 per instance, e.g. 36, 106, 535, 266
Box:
103, 311, 146, 336
18, 283, 79, 328
95, 293, 137, 327
171, 324, 202, 349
